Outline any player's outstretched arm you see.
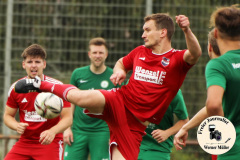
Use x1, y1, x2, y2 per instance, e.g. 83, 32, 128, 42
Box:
174, 107, 208, 150
176, 15, 202, 65
174, 127, 188, 150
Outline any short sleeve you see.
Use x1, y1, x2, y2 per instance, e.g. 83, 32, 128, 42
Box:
123, 46, 142, 70
70, 69, 78, 86
6, 84, 18, 108
175, 49, 193, 72
171, 90, 188, 120
205, 59, 226, 90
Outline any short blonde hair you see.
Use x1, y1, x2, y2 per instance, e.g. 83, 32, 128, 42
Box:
89, 37, 108, 51
208, 29, 220, 56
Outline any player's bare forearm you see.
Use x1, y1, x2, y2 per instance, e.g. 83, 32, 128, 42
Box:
207, 107, 224, 117
113, 58, 126, 73
4, 113, 19, 131
176, 15, 202, 65
182, 107, 208, 132
183, 28, 202, 64
174, 107, 207, 150
206, 86, 224, 117
111, 58, 127, 86
152, 118, 189, 143
166, 118, 189, 136
3, 106, 28, 133
4, 115, 29, 134
49, 107, 73, 135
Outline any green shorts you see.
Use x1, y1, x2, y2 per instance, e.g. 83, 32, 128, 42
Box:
64, 132, 110, 160
138, 149, 170, 160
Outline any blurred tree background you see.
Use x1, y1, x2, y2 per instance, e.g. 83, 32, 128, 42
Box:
0, 0, 239, 159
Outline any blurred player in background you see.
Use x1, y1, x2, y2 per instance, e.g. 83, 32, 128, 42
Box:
174, 5, 240, 160
208, 28, 221, 160
174, 28, 220, 159
3, 44, 72, 160
138, 89, 189, 160
64, 37, 121, 160
15, 13, 201, 160
206, 29, 220, 59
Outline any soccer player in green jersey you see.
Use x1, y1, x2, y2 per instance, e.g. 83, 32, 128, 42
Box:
174, 6, 240, 160
138, 89, 189, 160
64, 37, 120, 160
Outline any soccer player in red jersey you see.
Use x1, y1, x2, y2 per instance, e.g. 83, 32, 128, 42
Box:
4, 44, 72, 160
15, 13, 201, 160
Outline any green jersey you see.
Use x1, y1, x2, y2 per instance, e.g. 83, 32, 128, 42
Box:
140, 90, 188, 153
205, 49, 240, 160
70, 65, 117, 133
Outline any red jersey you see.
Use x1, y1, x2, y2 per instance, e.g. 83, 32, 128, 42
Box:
121, 45, 192, 124
6, 75, 71, 142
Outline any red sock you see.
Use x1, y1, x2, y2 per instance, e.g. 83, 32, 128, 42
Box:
211, 155, 217, 160
40, 81, 77, 101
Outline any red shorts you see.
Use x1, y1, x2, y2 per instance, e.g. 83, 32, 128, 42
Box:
4, 138, 63, 160
84, 89, 147, 160
212, 155, 218, 160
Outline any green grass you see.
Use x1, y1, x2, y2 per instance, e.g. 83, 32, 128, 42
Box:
170, 145, 211, 160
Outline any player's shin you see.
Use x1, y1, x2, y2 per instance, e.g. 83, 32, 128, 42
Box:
40, 81, 77, 101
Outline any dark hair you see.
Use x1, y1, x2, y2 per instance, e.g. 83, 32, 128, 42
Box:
144, 13, 175, 40
89, 37, 108, 50
21, 44, 47, 60
210, 5, 240, 40
208, 29, 220, 56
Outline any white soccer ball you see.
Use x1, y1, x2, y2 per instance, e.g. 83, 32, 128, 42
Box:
34, 92, 63, 119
